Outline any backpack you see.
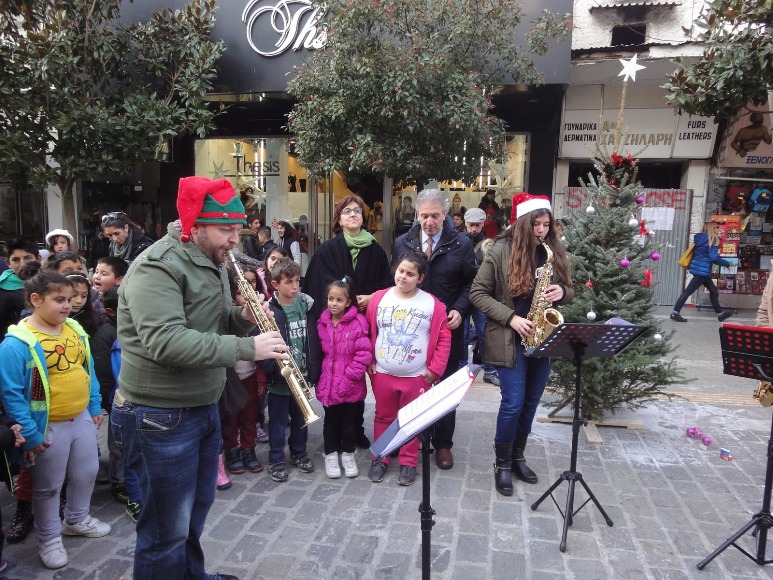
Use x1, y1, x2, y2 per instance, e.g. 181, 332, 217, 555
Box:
747, 188, 772, 213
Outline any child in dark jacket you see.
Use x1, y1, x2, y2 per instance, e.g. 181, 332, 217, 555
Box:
0, 408, 25, 572
261, 258, 321, 483
316, 277, 370, 479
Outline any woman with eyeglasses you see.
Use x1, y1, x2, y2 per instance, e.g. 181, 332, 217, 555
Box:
100, 213, 154, 265
303, 195, 393, 449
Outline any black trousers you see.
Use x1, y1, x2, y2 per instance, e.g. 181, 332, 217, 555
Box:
324, 402, 359, 454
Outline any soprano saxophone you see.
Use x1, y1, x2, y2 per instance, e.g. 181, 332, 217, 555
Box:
228, 251, 320, 426
523, 239, 564, 351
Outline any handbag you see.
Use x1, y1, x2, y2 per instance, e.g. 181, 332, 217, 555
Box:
678, 243, 695, 269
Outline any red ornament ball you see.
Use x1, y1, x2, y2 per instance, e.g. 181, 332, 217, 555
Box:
651, 252, 661, 261
585, 281, 593, 287
620, 258, 630, 268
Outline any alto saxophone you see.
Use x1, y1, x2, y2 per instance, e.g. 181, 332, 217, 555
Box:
523, 239, 564, 351
228, 251, 320, 426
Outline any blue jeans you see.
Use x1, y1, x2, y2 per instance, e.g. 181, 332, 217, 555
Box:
111, 399, 220, 580
460, 309, 496, 374
495, 343, 551, 445
267, 392, 308, 464
673, 275, 722, 313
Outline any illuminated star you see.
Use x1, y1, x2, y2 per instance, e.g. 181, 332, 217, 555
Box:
618, 54, 646, 82
211, 160, 226, 178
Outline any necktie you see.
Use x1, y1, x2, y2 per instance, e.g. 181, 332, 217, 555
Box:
425, 236, 433, 258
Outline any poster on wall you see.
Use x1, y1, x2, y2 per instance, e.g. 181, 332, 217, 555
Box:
723, 93, 773, 169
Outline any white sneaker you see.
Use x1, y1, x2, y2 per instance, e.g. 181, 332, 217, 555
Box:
324, 452, 341, 479
341, 452, 359, 478
39, 536, 68, 569
62, 515, 111, 538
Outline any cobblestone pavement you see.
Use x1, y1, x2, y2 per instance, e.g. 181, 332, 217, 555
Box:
4, 308, 773, 579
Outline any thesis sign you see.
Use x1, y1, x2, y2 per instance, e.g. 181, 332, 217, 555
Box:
242, 0, 327, 57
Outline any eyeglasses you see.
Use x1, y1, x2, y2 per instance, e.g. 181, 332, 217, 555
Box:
340, 207, 363, 216
101, 212, 127, 226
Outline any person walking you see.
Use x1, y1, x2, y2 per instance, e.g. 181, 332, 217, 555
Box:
671, 221, 734, 323
470, 193, 573, 496
112, 176, 289, 580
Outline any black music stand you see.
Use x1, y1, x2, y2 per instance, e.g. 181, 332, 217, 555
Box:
371, 366, 479, 579
529, 322, 647, 552
697, 323, 773, 570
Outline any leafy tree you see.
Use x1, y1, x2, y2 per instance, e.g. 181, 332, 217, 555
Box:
663, 0, 772, 119
0, 0, 225, 237
287, 0, 571, 184
548, 146, 685, 420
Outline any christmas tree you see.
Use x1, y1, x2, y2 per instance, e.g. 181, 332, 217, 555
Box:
547, 57, 686, 420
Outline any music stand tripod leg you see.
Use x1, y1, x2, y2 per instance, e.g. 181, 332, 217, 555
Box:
697, 407, 773, 569
418, 428, 435, 580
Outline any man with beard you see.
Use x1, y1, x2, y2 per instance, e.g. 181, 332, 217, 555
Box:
114, 176, 289, 580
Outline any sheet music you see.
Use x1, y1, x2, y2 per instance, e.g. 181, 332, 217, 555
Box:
371, 366, 477, 459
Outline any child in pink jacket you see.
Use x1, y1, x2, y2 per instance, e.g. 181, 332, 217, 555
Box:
317, 277, 371, 479
365, 250, 451, 487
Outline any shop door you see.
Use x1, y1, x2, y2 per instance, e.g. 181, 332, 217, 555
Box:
564, 187, 693, 305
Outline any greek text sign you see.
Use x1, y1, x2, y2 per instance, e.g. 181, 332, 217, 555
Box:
560, 109, 717, 159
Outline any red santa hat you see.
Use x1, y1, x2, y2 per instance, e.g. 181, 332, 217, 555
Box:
176, 177, 246, 243
511, 193, 552, 222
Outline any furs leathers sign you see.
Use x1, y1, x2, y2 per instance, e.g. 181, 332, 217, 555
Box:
121, 0, 571, 93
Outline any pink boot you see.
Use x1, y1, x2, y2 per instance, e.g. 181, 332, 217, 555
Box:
217, 454, 231, 491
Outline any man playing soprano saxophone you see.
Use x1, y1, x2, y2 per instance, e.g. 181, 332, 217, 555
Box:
113, 176, 289, 580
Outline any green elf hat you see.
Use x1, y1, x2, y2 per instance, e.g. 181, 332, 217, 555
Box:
177, 176, 246, 243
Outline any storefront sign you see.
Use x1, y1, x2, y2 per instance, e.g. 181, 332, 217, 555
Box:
723, 98, 773, 169
242, 0, 326, 58
122, 0, 572, 93
560, 109, 717, 159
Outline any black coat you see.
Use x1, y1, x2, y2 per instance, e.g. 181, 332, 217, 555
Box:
92, 318, 117, 410
302, 233, 392, 318
0, 288, 24, 340
242, 234, 262, 260
394, 221, 477, 361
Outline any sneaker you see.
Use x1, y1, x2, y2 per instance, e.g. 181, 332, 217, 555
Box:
7, 499, 33, 543
111, 482, 129, 503
398, 465, 416, 486
39, 536, 68, 569
718, 311, 733, 322
670, 312, 687, 322
224, 447, 245, 474
0, 558, 8, 573
240, 447, 263, 473
356, 433, 372, 449
324, 452, 341, 479
256, 426, 269, 443
62, 515, 111, 538
290, 453, 314, 473
341, 452, 359, 478
483, 371, 500, 386
269, 462, 289, 483
208, 574, 239, 580
126, 501, 142, 523
368, 460, 387, 483
217, 454, 232, 490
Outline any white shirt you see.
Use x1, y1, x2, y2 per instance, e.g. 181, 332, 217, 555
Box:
375, 289, 435, 377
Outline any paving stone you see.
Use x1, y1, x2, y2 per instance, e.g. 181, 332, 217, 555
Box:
455, 532, 489, 562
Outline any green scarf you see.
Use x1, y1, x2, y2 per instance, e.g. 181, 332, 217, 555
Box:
343, 229, 376, 269
0, 269, 23, 291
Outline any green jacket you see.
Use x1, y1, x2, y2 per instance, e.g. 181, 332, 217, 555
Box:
470, 239, 573, 367
117, 224, 256, 408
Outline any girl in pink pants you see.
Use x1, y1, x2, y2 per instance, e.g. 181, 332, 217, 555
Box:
365, 251, 450, 486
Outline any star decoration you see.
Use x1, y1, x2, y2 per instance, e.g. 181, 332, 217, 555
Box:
618, 54, 646, 82
211, 160, 226, 178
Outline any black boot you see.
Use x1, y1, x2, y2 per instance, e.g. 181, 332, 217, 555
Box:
512, 434, 538, 484
7, 499, 33, 543
493, 444, 513, 496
